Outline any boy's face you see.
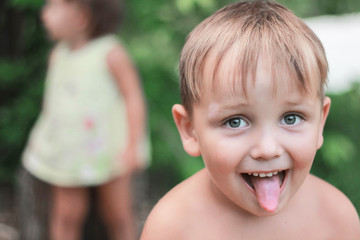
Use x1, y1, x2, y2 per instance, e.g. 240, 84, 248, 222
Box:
173, 56, 330, 216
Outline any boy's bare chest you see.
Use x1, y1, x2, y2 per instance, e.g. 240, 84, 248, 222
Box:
183, 210, 332, 240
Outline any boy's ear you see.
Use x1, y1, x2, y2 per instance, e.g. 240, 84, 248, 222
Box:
317, 96, 331, 149
172, 104, 201, 157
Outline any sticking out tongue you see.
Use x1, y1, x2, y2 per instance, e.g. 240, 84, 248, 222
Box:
251, 174, 281, 212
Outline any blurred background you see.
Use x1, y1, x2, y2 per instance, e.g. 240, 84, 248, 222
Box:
0, 0, 359, 237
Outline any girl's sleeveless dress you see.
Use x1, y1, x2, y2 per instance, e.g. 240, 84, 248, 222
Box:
22, 35, 150, 187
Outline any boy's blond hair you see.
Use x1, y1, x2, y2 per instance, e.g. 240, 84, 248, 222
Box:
179, 0, 328, 114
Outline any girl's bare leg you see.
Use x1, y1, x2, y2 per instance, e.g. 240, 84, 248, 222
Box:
50, 186, 89, 240
97, 173, 136, 240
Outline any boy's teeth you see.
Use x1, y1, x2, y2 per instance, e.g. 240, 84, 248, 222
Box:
247, 171, 279, 178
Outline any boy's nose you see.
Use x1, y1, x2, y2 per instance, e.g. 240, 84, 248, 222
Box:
249, 128, 283, 160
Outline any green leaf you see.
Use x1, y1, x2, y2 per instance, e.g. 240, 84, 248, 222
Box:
320, 132, 355, 167
176, 0, 195, 14
11, 0, 43, 10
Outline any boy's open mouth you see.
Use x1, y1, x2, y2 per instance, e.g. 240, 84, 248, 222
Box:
241, 170, 287, 212
242, 170, 286, 190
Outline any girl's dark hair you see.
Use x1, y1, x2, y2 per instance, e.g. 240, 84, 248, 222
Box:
68, 0, 124, 38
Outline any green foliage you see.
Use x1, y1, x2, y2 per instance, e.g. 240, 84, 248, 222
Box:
321, 132, 355, 167
1, 0, 359, 214
277, 0, 360, 16
11, 0, 43, 10
0, 2, 47, 182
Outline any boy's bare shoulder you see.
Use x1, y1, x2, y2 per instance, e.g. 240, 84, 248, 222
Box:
305, 174, 360, 238
140, 169, 209, 240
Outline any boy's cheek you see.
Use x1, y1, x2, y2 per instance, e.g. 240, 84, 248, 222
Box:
289, 141, 318, 169
202, 142, 242, 171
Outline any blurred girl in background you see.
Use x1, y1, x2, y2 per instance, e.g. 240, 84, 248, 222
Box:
22, 0, 150, 239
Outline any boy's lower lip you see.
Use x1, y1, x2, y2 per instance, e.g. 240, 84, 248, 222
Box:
240, 170, 288, 193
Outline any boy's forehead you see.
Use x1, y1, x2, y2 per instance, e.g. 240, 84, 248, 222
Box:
201, 50, 320, 101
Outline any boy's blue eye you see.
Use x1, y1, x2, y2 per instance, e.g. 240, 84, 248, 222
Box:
225, 117, 247, 128
280, 114, 303, 125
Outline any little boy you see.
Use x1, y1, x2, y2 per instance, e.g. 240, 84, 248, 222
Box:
141, 1, 360, 239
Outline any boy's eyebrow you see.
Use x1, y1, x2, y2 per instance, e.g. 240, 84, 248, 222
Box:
283, 94, 317, 105
207, 100, 250, 119
206, 94, 317, 119
209, 98, 250, 110
284, 99, 305, 105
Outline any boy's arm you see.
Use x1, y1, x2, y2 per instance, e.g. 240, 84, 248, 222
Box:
106, 43, 146, 171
